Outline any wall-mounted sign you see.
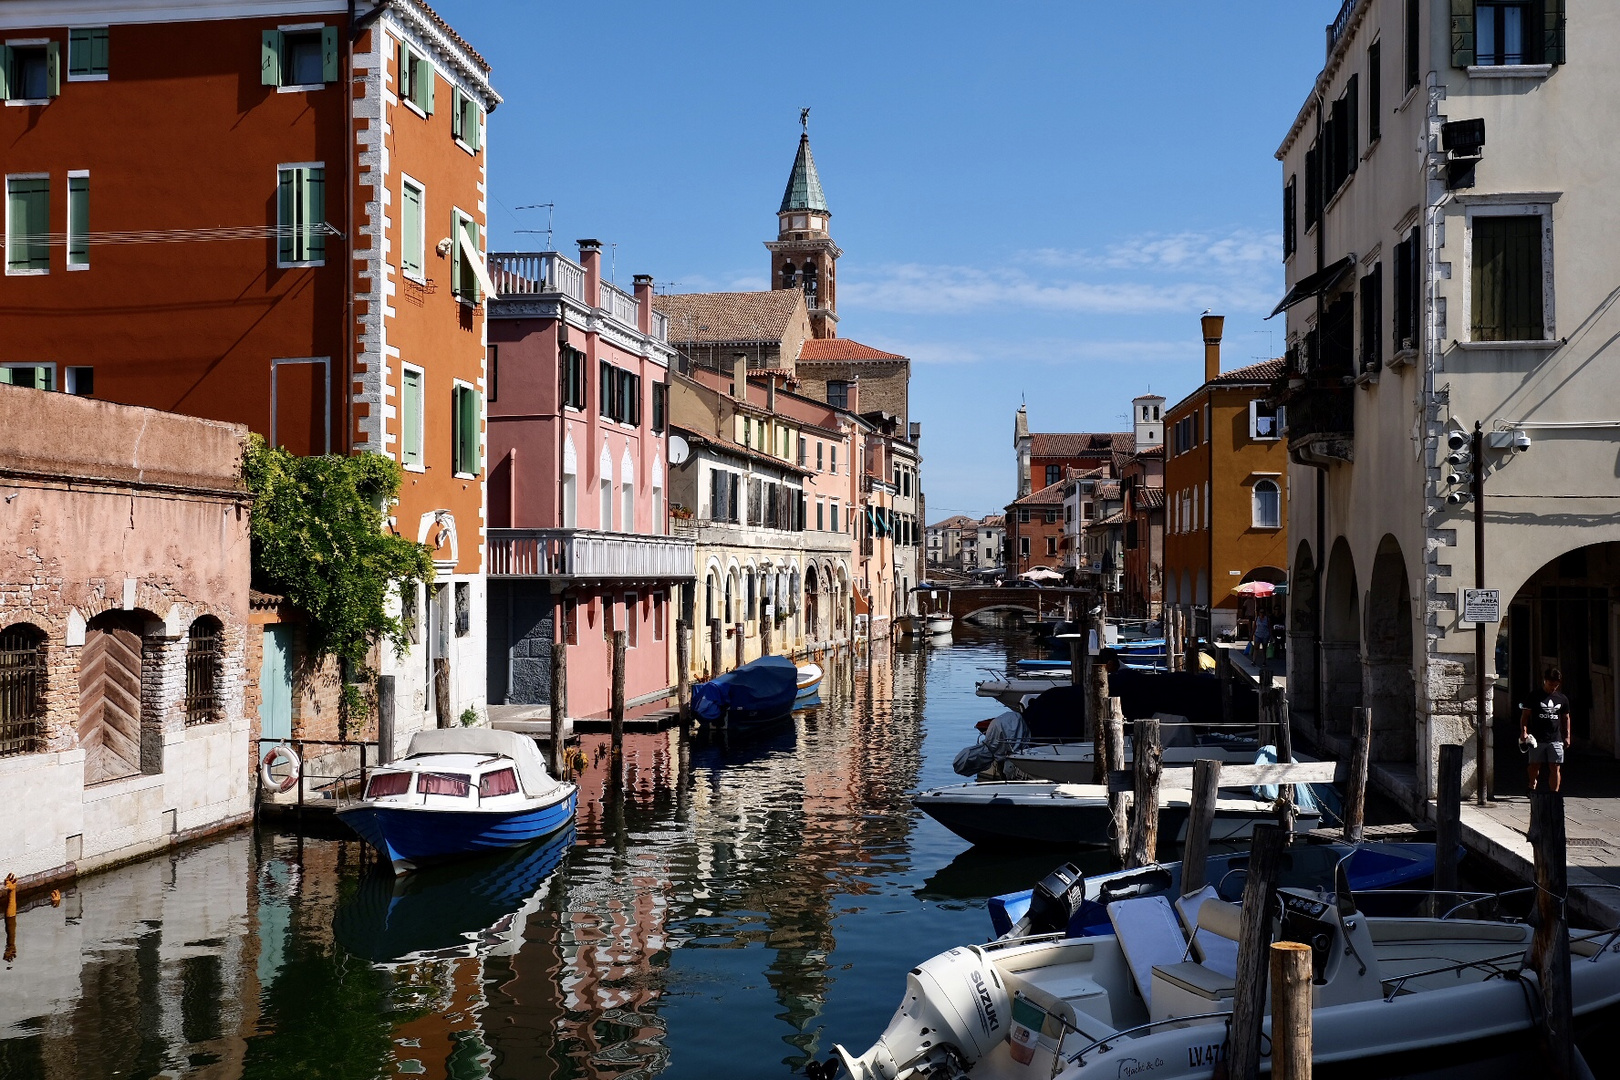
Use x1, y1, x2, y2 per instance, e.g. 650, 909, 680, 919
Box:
1461, 588, 1500, 625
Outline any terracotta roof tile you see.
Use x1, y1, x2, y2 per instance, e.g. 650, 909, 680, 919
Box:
932, 514, 978, 529
798, 338, 907, 362
1135, 488, 1166, 510
1211, 358, 1285, 384
655, 290, 806, 345
1009, 479, 1067, 507
1029, 431, 1135, 458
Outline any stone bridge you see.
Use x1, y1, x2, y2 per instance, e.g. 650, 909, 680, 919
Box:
920, 585, 1093, 627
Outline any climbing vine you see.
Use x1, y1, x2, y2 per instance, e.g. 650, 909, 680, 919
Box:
243, 436, 435, 671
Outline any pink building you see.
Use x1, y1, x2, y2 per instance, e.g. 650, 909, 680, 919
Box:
484, 241, 694, 718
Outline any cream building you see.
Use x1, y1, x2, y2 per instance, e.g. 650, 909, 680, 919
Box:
1276, 0, 1620, 804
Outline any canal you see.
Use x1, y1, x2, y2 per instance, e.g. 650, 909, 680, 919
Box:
0, 630, 1595, 1078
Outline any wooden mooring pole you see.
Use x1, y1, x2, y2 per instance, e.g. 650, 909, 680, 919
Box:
734, 622, 745, 670
549, 637, 568, 779
1275, 687, 1293, 764
1126, 718, 1162, 868
709, 617, 723, 677
1270, 940, 1314, 1080
611, 629, 627, 760
1179, 758, 1223, 896
1341, 706, 1371, 844
1089, 606, 1108, 743
761, 611, 772, 656
1432, 743, 1463, 918
1227, 822, 1289, 1080
676, 620, 692, 733
1104, 700, 1129, 865
375, 674, 395, 764
1529, 790, 1581, 1080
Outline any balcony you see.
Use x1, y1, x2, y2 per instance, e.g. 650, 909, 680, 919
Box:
487, 253, 669, 344
1283, 384, 1355, 466
487, 528, 695, 581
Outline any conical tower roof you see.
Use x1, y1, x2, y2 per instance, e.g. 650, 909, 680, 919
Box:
778, 133, 828, 214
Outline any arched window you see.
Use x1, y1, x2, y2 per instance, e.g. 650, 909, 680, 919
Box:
801, 262, 818, 305
599, 445, 614, 530
186, 616, 223, 726
746, 570, 757, 623
781, 262, 797, 289
724, 570, 737, 624
561, 433, 578, 528
0, 623, 46, 757
1253, 479, 1281, 529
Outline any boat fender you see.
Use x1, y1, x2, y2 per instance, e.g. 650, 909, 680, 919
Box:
260, 744, 301, 793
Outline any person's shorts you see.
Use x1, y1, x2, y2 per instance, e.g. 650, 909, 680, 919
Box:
1530, 740, 1565, 765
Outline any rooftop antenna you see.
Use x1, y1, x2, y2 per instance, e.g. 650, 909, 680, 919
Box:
609, 242, 618, 285
514, 202, 555, 249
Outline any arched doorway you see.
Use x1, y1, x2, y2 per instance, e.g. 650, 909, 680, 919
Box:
1322, 538, 1361, 735
80, 610, 149, 784
1364, 535, 1416, 762
1289, 542, 1319, 727
804, 564, 819, 642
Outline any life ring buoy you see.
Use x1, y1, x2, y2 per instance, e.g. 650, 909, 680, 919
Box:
260, 744, 301, 793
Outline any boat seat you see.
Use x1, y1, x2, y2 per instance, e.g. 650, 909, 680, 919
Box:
1150, 961, 1236, 1001
1174, 887, 1240, 979
1108, 895, 1188, 1010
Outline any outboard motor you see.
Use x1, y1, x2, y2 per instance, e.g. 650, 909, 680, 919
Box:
1026, 863, 1086, 936
835, 945, 1011, 1080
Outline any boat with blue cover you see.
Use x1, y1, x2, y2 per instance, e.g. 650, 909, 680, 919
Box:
693, 654, 799, 732
338, 727, 576, 874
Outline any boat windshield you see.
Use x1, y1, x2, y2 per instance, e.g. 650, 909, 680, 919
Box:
418, 772, 472, 797
365, 771, 411, 798
479, 768, 519, 798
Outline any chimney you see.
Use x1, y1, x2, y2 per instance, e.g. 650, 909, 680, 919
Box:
632, 273, 653, 334
847, 376, 860, 416
766, 376, 777, 412
1202, 313, 1225, 384
577, 239, 602, 305
732, 353, 748, 403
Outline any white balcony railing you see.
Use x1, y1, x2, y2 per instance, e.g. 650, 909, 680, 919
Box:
650, 309, 668, 342
600, 281, 640, 329
488, 252, 587, 304
488, 528, 695, 580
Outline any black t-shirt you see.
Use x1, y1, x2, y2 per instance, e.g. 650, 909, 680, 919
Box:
1526, 691, 1570, 743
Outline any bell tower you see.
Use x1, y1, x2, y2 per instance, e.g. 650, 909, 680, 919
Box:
767, 111, 842, 338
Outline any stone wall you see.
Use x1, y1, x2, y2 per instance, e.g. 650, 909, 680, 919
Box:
794, 360, 911, 424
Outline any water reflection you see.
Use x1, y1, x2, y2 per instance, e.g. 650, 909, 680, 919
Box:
0, 634, 1044, 1080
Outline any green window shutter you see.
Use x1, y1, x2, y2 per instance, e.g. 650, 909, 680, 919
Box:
0, 46, 11, 99
322, 25, 339, 83
397, 43, 408, 99
68, 175, 88, 267
45, 41, 59, 96
468, 106, 481, 152
1544, 0, 1566, 65
421, 63, 434, 114
467, 219, 481, 301
402, 182, 422, 276
277, 169, 295, 262
453, 386, 478, 474
8, 176, 49, 271
94, 27, 109, 74
262, 29, 282, 86
68, 29, 89, 76
1345, 73, 1358, 174
1451, 0, 1476, 68
303, 167, 325, 262
450, 212, 464, 297
451, 87, 463, 140
401, 368, 422, 466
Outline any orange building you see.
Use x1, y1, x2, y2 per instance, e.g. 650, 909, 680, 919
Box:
1163, 316, 1289, 644
0, 1, 498, 732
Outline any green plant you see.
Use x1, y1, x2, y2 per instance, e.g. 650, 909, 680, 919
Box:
243, 436, 434, 672
460, 707, 478, 727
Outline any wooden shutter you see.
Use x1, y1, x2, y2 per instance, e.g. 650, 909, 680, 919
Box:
468, 105, 481, 151
68, 175, 88, 267
466, 218, 481, 300
277, 169, 295, 262
451, 87, 463, 140
1368, 41, 1381, 142
459, 387, 480, 475
402, 368, 422, 466
45, 41, 59, 97
422, 61, 434, 113
1345, 74, 1358, 175
78, 617, 143, 784
402, 182, 421, 276
1544, 0, 1566, 65
450, 211, 464, 296
303, 167, 325, 262
321, 25, 339, 82
1451, 0, 1475, 68
262, 29, 282, 86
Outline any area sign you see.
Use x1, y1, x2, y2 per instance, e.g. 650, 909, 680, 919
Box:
1461, 588, 1501, 624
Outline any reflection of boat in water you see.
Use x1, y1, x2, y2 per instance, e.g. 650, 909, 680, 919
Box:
333, 825, 575, 962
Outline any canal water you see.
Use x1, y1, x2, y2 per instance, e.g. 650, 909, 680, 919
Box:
0, 630, 1593, 1078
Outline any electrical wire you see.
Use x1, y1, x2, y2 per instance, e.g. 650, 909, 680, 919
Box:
6, 223, 340, 247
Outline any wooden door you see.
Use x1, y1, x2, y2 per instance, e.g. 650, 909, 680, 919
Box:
259, 626, 293, 743
79, 616, 143, 784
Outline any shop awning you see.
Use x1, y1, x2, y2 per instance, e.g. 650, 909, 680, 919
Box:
1267, 255, 1356, 319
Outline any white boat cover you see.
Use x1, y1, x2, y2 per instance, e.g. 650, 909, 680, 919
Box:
1108, 895, 1187, 1010
403, 727, 560, 798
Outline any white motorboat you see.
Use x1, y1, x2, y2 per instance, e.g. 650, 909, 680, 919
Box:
796, 662, 824, 698
830, 881, 1620, 1079
913, 780, 1317, 848
927, 612, 956, 634
1007, 739, 1265, 784
975, 673, 1070, 709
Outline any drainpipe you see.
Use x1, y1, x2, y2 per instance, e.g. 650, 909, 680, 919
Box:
1311, 88, 1328, 731
345, 0, 357, 456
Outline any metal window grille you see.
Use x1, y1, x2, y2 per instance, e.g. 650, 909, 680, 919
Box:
185, 621, 222, 726
0, 626, 46, 756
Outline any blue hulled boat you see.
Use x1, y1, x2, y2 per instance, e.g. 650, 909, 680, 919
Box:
338, 728, 576, 874
693, 654, 799, 732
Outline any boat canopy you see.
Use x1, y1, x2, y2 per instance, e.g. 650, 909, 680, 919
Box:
403, 727, 559, 797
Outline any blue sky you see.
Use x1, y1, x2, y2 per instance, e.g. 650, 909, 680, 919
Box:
440, 1, 1333, 520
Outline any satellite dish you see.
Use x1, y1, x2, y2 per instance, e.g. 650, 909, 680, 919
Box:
668, 435, 690, 465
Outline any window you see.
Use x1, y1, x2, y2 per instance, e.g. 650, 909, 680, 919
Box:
6, 175, 48, 274
450, 210, 481, 302
562, 347, 586, 410
652, 381, 667, 433
797, 436, 807, 466
651, 476, 663, 535
601, 473, 613, 529
419, 772, 470, 797
261, 27, 337, 89
816, 442, 824, 471
185, 617, 222, 726
1304, 140, 1320, 230
1044, 509, 1059, 524
65, 366, 92, 395
0, 364, 54, 390
653, 593, 665, 641
830, 499, 840, 531
563, 597, 578, 645
816, 500, 825, 530
450, 88, 482, 152
67, 172, 88, 269
455, 581, 470, 636
487, 344, 499, 404
0, 624, 45, 757
1019, 536, 1030, 558
1253, 480, 1282, 529
830, 444, 839, 474
1405, 0, 1421, 89
1394, 227, 1420, 353
1045, 464, 1061, 487
1368, 40, 1382, 143
277, 165, 325, 265
621, 477, 634, 533
3, 42, 60, 102
398, 366, 425, 467
452, 383, 480, 476
1359, 264, 1383, 373
625, 593, 639, 647
366, 771, 411, 798
1017, 508, 1030, 523
479, 768, 518, 798
401, 177, 425, 279
598, 362, 641, 425
398, 42, 435, 113
1249, 399, 1282, 441
1322, 76, 1358, 204
1475, 2, 1533, 66
1283, 176, 1296, 258
68, 27, 108, 79
826, 380, 849, 410
1472, 214, 1545, 341
1046, 536, 1057, 557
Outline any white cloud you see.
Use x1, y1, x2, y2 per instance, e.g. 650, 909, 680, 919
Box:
868, 336, 1196, 367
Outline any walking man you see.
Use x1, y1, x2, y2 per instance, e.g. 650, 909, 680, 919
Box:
1520, 666, 1573, 792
